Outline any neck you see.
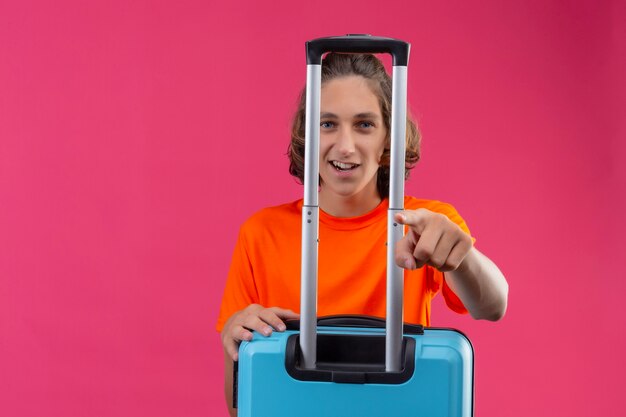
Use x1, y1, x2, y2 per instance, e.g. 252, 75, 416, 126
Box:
319, 186, 382, 217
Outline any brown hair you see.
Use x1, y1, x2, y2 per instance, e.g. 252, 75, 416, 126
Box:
288, 53, 421, 198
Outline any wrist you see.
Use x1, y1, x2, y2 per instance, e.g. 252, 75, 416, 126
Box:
454, 246, 476, 275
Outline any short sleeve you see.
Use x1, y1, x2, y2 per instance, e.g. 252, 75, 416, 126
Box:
442, 279, 468, 314
215, 227, 259, 332
427, 267, 468, 315
433, 201, 474, 241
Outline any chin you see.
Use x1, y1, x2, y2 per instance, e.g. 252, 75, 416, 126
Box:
326, 186, 366, 199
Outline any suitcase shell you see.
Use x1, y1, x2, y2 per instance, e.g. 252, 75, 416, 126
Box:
237, 324, 474, 417
235, 35, 474, 416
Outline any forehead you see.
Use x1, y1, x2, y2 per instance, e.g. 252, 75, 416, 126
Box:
320, 76, 381, 116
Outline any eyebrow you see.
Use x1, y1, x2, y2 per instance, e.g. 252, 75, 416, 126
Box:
320, 112, 381, 120
354, 112, 381, 120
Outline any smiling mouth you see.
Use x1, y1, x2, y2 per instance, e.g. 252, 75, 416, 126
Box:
331, 161, 360, 171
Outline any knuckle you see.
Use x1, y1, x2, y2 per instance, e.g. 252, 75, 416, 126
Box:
242, 315, 257, 328
246, 304, 262, 313
229, 328, 240, 341
227, 325, 238, 338
414, 247, 432, 260
431, 257, 445, 269
225, 322, 238, 337
457, 238, 472, 254
264, 306, 278, 316
443, 259, 459, 271
436, 214, 451, 229
263, 312, 281, 327
415, 209, 429, 223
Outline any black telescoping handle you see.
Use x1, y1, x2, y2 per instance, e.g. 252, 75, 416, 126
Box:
286, 315, 424, 335
306, 34, 410, 66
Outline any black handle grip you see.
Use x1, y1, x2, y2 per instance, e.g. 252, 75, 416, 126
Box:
285, 315, 424, 335
306, 34, 410, 66
285, 333, 417, 384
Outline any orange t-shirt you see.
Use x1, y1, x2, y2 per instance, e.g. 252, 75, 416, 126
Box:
216, 197, 471, 332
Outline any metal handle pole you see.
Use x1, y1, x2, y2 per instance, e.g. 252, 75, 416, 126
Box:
385, 65, 408, 372
300, 64, 321, 370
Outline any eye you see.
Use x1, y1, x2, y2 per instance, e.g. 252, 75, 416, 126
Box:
321, 121, 335, 129
357, 121, 374, 129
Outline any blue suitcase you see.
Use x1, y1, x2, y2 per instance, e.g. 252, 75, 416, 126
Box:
235, 35, 474, 417
236, 317, 474, 416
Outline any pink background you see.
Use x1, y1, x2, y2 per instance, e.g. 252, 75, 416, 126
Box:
1, 0, 624, 416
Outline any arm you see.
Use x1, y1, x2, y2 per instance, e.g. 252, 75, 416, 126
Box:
444, 247, 508, 320
394, 209, 508, 321
224, 355, 236, 417
221, 305, 300, 416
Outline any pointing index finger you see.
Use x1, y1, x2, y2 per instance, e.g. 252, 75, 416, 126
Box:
394, 210, 428, 234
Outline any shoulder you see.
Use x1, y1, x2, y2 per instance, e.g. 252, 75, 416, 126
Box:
240, 199, 303, 236
404, 196, 460, 215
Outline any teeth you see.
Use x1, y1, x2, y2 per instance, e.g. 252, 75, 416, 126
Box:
332, 161, 358, 170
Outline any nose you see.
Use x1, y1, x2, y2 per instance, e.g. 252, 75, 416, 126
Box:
335, 126, 356, 156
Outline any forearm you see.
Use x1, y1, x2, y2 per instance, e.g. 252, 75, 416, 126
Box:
444, 247, 509, 321
224, 354, 237, 417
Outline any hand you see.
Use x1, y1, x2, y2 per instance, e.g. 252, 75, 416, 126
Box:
221, 304, 300, 361
394, 209, 473, 272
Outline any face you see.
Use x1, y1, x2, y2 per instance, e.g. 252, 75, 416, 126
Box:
318, 75, 387, 206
